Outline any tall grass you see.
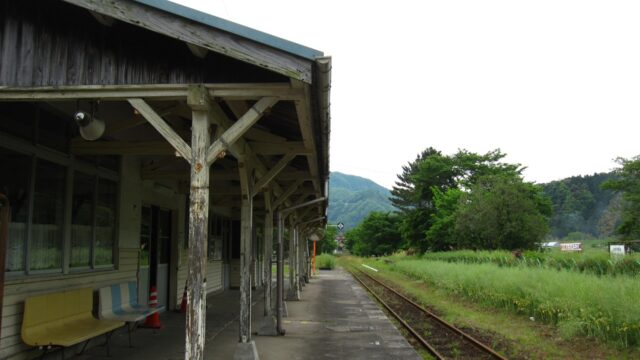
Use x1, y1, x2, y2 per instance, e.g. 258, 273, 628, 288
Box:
418, 250, 640, 276
392, 259, 640, 347
316, 253, 337, 269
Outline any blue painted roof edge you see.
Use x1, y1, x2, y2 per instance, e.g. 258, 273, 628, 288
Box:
133, 0, 324, 60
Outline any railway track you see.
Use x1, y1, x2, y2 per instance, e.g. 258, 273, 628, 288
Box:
349, 268, 508, 360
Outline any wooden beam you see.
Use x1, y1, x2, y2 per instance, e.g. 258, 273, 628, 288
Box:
128, 99, 192, 161
291, 80, 321, 194
0, 85, 189, 101
185, 85, 211, 360
71, 140, 173, 156
206, 97, 278, 165
273, 179, 303, 209
104, 116, 147, 136
0, 83, 301, 101
62, 0, 313, 82
187, 43, 208, 59
277, 170, 315, 181
248, 141, 311, 155
208, 100, 291, 208
210, 85, 304, 101
252, 153, 296, 196
226, 101, 287, 143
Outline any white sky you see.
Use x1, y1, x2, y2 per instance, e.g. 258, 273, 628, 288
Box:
174, 0, 640, 189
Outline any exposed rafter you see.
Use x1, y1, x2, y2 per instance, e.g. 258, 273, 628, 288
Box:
252, 153, 296, 197
205, 97, 278, 165
291, 79, 321, 195
128, 98, 191, 161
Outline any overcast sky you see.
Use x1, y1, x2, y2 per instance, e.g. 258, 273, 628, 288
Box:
174, 0, 640, 189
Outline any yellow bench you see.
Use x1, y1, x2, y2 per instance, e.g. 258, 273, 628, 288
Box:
21, 288, 124, 358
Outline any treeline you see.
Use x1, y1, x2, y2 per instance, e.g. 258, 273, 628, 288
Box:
542, 173, 621, 239
346, 148, 551, 255
345, 149, 640, 256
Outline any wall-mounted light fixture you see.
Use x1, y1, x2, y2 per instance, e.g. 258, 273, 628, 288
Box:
74, 110, 105, 140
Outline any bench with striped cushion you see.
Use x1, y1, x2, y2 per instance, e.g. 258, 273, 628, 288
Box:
99, 281, 157, 322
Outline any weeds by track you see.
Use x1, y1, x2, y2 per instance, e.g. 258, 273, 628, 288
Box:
349, 268, 508, 360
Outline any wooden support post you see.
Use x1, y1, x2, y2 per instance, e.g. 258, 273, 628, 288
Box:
0, 193, 9, 336
235, 159, 260, 359
276, 210, 285, 333
185, 86, 211, 360
263, 192, 274, 316
287, 219, 300, 300
239, 163, 253, 343
298, 231, 305, 288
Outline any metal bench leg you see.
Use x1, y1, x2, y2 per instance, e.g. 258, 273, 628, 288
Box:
105, 330, 113, 357
38, 346, 49, 360
80, 338, 91, 354
128, 322, 136, 348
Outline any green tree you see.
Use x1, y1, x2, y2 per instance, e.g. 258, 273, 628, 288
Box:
453, 174, 551, 250
424, 188, 464, 251
318, 226, 338, 254
390, 147, 521, 251
345, 212, 402, 256
602, 156, 640, 239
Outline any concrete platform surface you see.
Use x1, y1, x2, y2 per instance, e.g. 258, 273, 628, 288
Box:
73, 268, 420, 360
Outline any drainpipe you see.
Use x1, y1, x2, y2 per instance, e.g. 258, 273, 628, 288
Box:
276, 197, 326, 335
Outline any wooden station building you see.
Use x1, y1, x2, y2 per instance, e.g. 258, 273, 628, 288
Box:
0, 0, 331, 359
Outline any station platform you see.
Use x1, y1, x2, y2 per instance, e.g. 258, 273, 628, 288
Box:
74, 268, 420, 360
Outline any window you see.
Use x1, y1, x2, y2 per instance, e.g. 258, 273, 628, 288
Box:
30, 159, 66, 271
208, 214, 226, 261
1, 103, 119, 275
70, 174, 117, 268
71, 172, 95, 268
1, 148, 31, 272
96, 178, 117, 266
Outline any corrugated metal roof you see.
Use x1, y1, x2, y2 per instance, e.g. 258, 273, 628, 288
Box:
134, 0, 324, 60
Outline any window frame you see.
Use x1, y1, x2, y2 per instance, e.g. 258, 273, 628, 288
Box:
1, 131, 120, 278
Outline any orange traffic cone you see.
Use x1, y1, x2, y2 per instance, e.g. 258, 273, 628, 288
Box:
180, 286, 187, 314
142, 286, 162, 329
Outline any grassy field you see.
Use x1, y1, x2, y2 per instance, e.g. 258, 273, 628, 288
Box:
340, 254, 640, 359
417, 249, 640, 276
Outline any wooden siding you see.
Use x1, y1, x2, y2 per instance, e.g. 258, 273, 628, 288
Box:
0, 248, 138, 360
0, 0, 287, 87
229, 259, 240, 289
175, 253, 224, 310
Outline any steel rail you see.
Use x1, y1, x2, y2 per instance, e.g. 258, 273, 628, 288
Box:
355, 269, 508, 360
349, 270, 446, 359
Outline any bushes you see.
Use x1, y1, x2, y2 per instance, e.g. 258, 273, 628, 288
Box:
418, 250, 640, 276
316, 253, 336, 270
392, 259, 640, 347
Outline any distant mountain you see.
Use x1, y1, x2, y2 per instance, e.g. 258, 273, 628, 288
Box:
328, 172, 395, 230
